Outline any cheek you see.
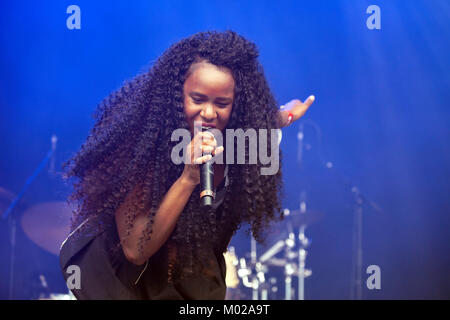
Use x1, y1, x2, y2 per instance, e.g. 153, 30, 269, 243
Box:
219, 107, 233, 124
182, 92, 192, 114
183, 101, 197, 118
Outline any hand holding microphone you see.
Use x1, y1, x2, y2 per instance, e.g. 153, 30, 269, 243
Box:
199, 127, 218, 207
180, 127, 224, 206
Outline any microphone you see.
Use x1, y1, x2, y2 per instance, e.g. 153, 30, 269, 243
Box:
200, 126, 214, 207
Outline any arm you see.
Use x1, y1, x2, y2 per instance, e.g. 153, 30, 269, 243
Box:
115, 131, 223, 265
115, 175, 197, 265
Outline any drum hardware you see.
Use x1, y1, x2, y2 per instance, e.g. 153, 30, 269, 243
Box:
255, 261, 269, 300
237, 257, 253, 288
231, 206, 320, 300
269, 277, 278, 298
265, 257, 287, 267
234, 253, 265, 300
1, 136, 59, 299
259, 207, 316, 300
253, 262, 268, 300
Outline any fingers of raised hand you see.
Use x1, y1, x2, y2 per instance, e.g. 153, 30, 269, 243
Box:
298, 95, 315, 116
295, 95, 315, 118
281, 95, 315, 126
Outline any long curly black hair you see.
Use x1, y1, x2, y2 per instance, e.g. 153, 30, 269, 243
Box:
63, 30, 284, 282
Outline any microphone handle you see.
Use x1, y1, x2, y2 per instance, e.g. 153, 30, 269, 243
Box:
200, 160, 214, 207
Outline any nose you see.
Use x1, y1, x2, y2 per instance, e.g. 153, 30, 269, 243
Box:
200, 103, 217, 121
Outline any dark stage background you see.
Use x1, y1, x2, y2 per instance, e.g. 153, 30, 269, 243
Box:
0, 0, 449, 299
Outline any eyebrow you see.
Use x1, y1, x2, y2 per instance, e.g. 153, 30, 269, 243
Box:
189, 92, 233, 102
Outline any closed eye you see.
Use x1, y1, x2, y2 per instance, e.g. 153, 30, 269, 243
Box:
192, 97, 205, 104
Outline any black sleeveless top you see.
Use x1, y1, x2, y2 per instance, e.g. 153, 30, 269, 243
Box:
59, 170, 230, 300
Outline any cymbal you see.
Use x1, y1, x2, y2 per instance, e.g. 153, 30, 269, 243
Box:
20, 201, 73, 255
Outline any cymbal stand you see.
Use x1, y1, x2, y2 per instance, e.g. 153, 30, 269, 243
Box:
283, 231, 296, 300
257, 208, 312, 300
2, 135, 57, 299
297, 224, 311, 300
258, 209, 293, 300
236, 236, 261, 300
249, 236, 274, 300
256, 261, 269, 300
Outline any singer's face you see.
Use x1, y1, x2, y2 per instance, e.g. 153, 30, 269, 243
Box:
183, 61, 235, 133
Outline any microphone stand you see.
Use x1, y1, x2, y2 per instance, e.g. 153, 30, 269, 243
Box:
320, 159, 381, 300
2, 135, 57, 299
297, 120, 382, 300
323, 162, 381, 300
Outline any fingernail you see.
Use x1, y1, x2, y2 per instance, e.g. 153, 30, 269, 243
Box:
309, 95, 315, 101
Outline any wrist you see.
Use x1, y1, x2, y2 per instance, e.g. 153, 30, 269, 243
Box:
178, 174, 198, 189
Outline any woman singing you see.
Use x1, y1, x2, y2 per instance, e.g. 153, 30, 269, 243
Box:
59, 30, 314, 299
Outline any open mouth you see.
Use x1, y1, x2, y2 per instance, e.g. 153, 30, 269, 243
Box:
201, 122, 216, 128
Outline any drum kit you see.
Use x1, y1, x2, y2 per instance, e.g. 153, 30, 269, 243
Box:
224, 207, 323, 300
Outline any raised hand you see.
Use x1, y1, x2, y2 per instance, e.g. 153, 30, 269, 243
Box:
279, 95, 315, 127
